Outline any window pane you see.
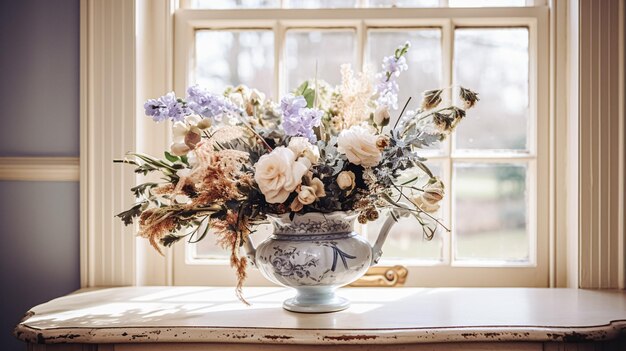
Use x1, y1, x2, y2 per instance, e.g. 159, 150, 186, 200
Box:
448, 0, 527, 7
189, 0, 279, 9
285, 30, 356, 91
366, 163, 444, 262
286, 0, 357, 8
368, 29, 442, 121
195, 31, 275, 98
453, 163, 529, 263
454, 28, 529, 151
367, 0, 439, 7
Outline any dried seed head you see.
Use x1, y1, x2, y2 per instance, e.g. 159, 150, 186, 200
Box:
421, 89, 443, 110
358, 212, 368, 224
459, 87, 479, 109
366, 207, 379, 221
433, 112, 454, 133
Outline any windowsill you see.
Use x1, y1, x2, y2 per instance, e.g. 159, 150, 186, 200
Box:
15, 287, 626, 346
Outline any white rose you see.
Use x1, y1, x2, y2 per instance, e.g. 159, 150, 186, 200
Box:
337, 125, 382, 167
336, 171, 355, 190
254, 147, 311, 204
374, 105, 391, 126
297, 186, 317, 205
288, 137, 320, 164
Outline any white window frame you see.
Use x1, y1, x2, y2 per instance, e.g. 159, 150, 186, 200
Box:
171, 5, 550, 287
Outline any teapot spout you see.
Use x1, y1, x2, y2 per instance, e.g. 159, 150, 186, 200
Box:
371, 212, 397, 265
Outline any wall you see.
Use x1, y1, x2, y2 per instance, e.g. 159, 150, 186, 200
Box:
0, 0, 80, 350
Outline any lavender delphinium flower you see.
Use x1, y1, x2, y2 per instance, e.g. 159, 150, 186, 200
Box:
375, 41, 410, 110
280, 94, 323, 142
186, 85, 241, 122
144, 92, 190, 122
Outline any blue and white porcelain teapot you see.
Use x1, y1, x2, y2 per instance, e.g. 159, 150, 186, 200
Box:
243, 211, 396, 313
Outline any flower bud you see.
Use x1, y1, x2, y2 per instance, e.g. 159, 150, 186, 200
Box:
336, 171, 356, 190
170, 142, 190, 156
184, 130, 201, 149
290, 198, 304, 212
297, 186, 317, 205
373, 105, 391, 126
250, 89, 265, 105
196, 118, 212, 130
309, 177, 326, 198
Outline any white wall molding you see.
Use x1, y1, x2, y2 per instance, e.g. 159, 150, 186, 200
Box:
80, 0, 176, 288
0, 157, 79, 181
80, 0, 138, 287
578, 0, 625, 289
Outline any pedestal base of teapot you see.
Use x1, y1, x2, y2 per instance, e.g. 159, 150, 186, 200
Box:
282, 287, 350, 313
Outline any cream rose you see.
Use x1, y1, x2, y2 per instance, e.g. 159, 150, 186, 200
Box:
336, 171, 355, 190
288, 137, 320, 164
254, 147, 311, 203
337, 125, 382, 167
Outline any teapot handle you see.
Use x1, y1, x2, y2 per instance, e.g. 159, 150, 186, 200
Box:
243, 238, 257, 267
371, 212, 398, 265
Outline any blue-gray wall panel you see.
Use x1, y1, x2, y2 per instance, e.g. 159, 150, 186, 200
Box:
0, 0, 80, 156
0, 181, 80, 350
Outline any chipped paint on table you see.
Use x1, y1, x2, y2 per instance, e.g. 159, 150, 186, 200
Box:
14, 287, 626, 345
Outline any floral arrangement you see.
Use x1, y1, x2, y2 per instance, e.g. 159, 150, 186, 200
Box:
116, 42, 478, 301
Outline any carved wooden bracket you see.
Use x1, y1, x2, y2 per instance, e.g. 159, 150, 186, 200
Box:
350, 265, 408, 287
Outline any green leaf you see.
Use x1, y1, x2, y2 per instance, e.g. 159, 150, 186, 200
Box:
164, 151, 178, 163
303, 89, 315, 108
295, 81, 309, 95
116, 203, 143, 226
180, 155, 189, 165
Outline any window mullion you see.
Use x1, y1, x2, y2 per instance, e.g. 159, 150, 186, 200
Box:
275, 21, 284, 97
442, 18, 454, 265
357, 21, 366, 72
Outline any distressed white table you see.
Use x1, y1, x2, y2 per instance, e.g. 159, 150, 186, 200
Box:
14, 287, 626, 350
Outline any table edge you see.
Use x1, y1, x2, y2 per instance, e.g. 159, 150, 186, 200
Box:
14, 319, 626, 345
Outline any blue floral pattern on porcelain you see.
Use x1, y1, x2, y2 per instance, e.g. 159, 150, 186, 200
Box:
255, 212, 373, 312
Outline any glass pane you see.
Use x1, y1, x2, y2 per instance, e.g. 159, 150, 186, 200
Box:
366, 163, 445, 262
453, 163, 529, 263
454, 28, 529, 151
189, 0, 279, 8
195, 30, 275, 98
448, 0, 527, 7
286, 0, 357, 8
194, 224, 273, 259
368, 29, 443, 151
285, 30, 357, 92
367, 0, 439, 7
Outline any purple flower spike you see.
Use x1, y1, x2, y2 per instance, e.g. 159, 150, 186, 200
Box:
143, 92, 189, 122
280, 94, 323, 142
186, 85, 241, 122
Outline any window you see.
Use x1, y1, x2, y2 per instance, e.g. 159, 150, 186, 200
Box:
173, 1, 550, 286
